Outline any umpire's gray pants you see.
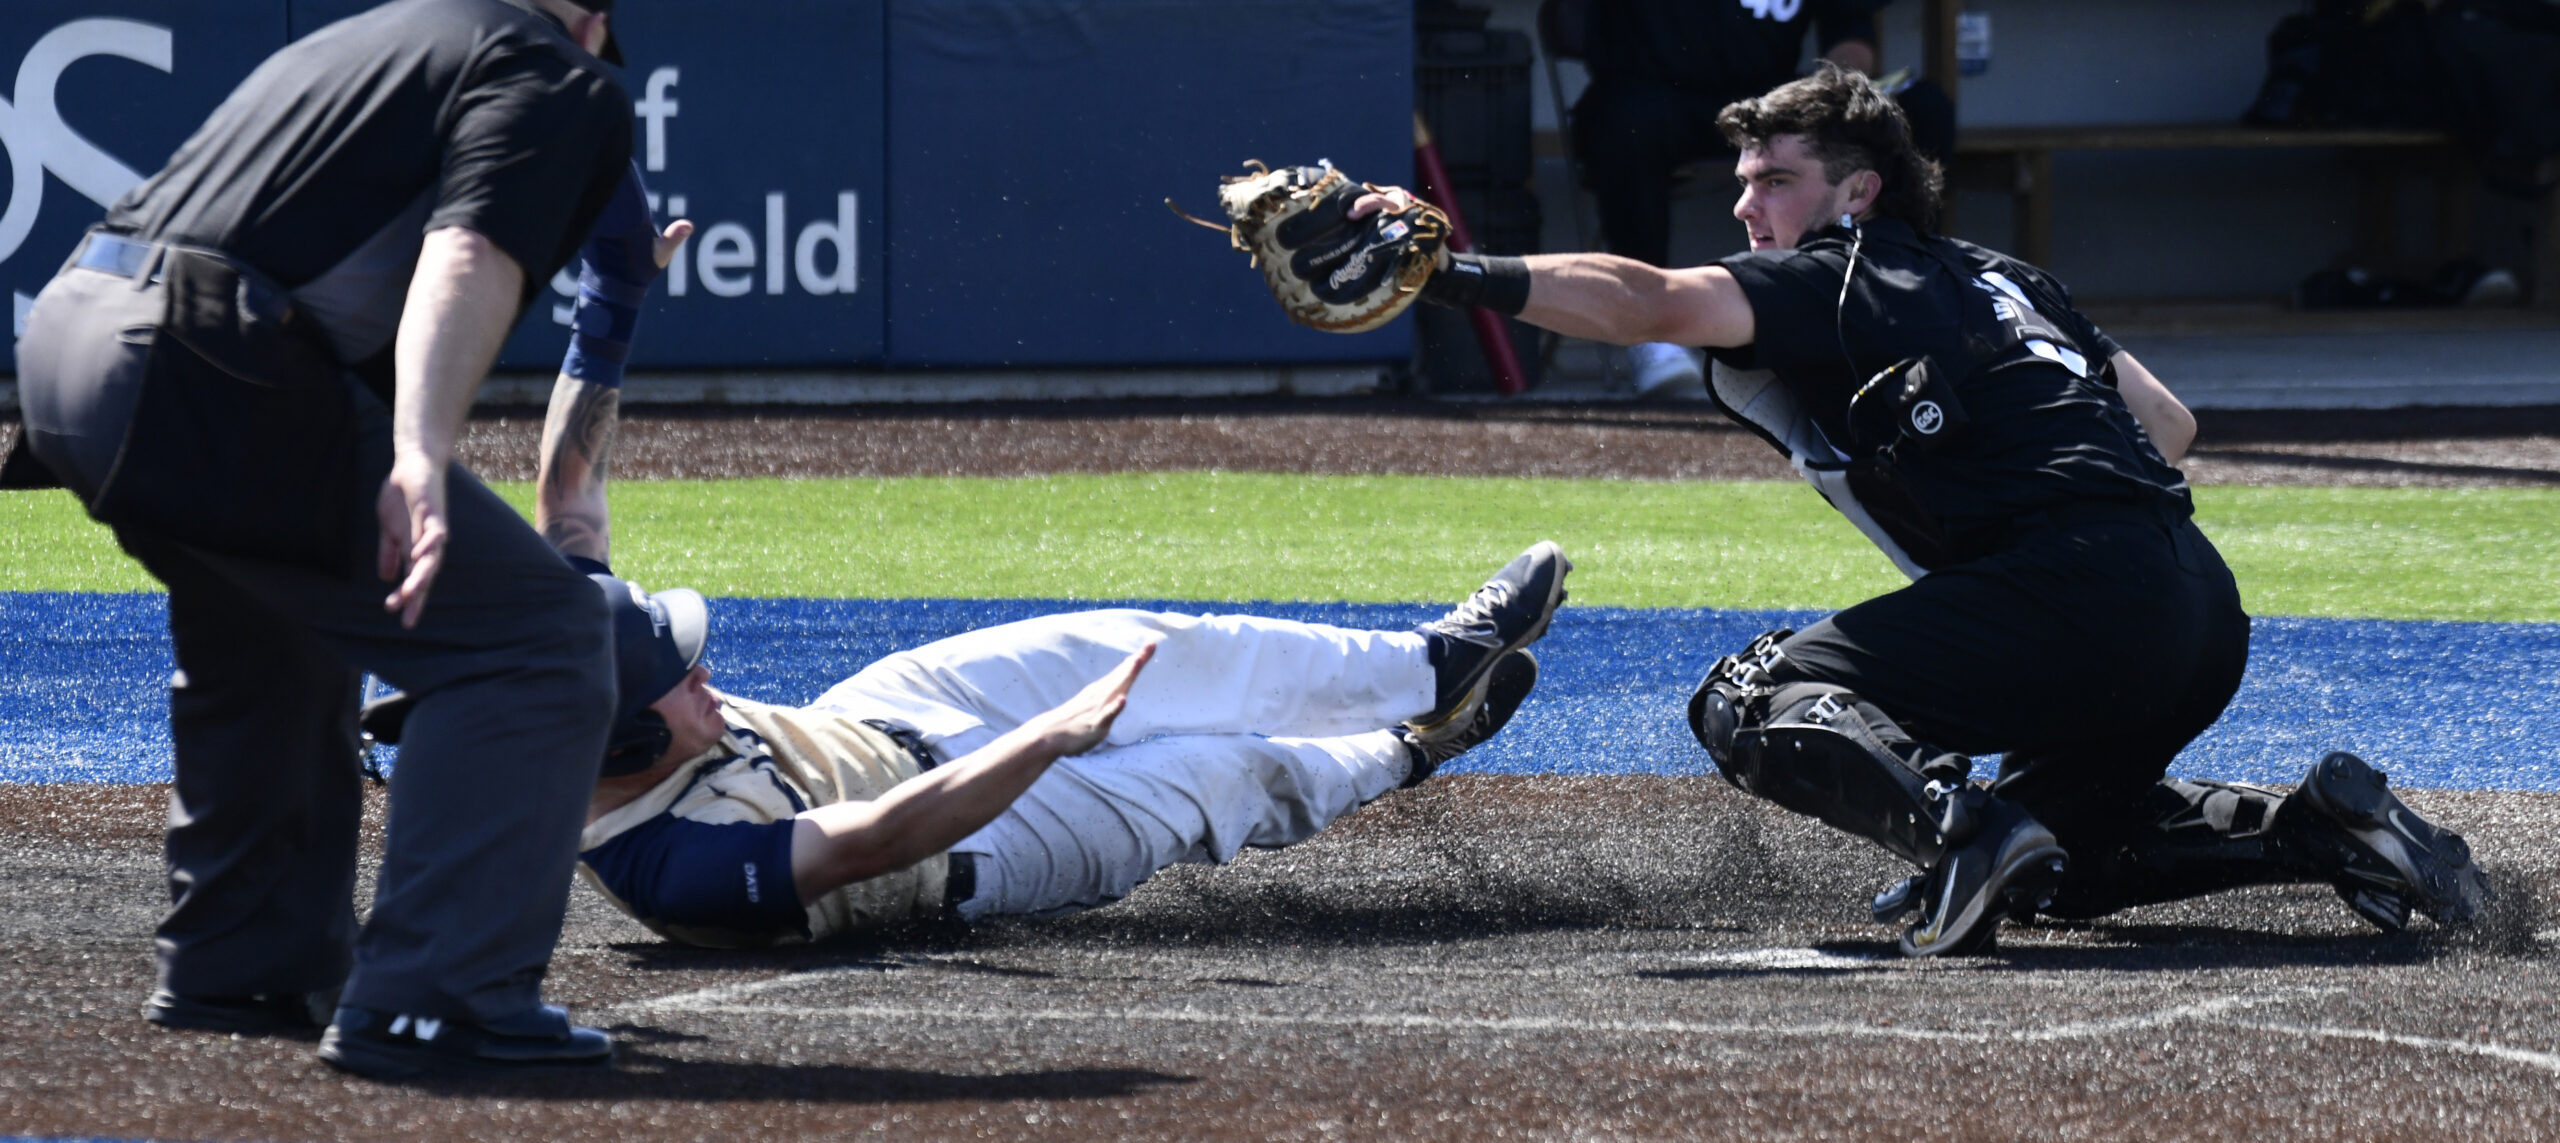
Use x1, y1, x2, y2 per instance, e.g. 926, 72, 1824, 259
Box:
17, 260, 615, 1023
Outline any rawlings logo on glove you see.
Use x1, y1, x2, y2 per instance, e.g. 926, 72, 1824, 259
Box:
1170, 160, 1451, 334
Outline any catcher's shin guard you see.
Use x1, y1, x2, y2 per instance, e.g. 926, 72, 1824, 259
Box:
1710, 678, 1977, 869
1687, 628, 1793, 774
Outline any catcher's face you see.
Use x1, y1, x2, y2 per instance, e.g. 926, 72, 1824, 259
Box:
1733, 134, 1878, 252
647, 663, 726, 767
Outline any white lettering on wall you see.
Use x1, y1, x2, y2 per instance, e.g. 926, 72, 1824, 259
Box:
763, 192, 785, 296
695, 220, 756, 297
665, 194, 688, 296
634, 67, 678, 173
533, 62, 865, 325
550, 266, 578, 326
794, 192, 858, 296
548, 189, 859, 317
0, 18, 174, 268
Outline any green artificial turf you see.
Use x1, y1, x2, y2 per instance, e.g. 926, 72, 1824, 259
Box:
5, 476, 2556, 620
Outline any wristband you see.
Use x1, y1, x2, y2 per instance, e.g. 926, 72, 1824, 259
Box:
1418, 253, 1532, 316
561, 265, 644, 388
561, 163, 663, 388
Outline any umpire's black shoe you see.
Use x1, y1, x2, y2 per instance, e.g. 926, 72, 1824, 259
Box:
1898, 794, 2068, 958
1412, 541, 1570, 734
2293, 751, 2491, 931
145, 989, 335, 1036
1399, 650, 1537, 787
319, 1004, 613, 1079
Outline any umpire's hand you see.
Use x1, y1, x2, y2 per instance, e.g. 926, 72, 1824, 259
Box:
376, 226, 525, 628
377, 453, 449, 629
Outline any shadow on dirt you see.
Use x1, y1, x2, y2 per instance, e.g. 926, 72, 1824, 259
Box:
404, 1054, 1195, 1103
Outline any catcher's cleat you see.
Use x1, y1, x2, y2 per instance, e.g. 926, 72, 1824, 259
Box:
1898, 793, 2068, 958
1870, 875, 1925, 924
320, 1004, 613, 1080
1400, 651, 1537, 787
145, 988, 335, 1036
1411, 541, 1570, 735
2291, 751, 2490, 931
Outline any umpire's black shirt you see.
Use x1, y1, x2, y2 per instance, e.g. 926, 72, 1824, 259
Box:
1582, 0, 1887, 102
1710, 218, 2193, 555
105, 0, 632, 396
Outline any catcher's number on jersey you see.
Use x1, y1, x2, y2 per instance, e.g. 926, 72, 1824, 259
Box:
1171, 160, 1450, 334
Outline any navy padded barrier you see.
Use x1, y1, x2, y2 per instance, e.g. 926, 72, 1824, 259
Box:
883, 0, 1414, 367
291, 0, 897, 370
7, 591, 2560, 791
5, 1, 1404, 374
0, 4, 286, 348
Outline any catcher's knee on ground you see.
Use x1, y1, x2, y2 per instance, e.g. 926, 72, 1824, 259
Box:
1687, 631, 1973, 867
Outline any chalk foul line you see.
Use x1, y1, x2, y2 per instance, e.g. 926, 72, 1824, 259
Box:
622, 959, 2560, 1077
2226, 1018, 2560, 1076
624, 980, 2329, 1045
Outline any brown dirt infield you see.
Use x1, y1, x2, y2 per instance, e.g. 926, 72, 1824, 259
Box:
15, 400, 2560, 487
0, 778, 2553, 1142
434, 399, 2560, 487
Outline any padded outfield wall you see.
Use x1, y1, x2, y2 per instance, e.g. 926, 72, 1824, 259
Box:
0, 0, 1412, 375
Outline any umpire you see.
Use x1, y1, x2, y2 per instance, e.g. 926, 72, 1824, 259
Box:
4, 0, 642, 1076
1384, 63, 2487, 954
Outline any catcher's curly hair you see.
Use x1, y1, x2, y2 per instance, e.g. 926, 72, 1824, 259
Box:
1716, 63, 1944, 236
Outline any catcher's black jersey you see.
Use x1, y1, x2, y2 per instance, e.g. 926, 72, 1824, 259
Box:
1581, 0, 1888, 100
1710, 218, 2192, 565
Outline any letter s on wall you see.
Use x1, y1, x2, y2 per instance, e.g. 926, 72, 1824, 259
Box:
0, 19, 174, 266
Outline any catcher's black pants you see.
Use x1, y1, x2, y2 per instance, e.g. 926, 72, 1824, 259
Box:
16, 255, 615, 1023
1763, 507, 2299, 914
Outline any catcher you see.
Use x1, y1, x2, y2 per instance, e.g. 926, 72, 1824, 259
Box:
372, 365, 1567, 946
1205, 65, 2490, 955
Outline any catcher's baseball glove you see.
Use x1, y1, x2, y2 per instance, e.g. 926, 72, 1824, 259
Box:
1171, 160, 1450, 334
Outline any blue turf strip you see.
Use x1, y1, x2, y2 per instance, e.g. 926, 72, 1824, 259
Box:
5, 592, 2556, 790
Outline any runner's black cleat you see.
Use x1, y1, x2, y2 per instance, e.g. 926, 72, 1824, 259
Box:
1411, 541, 1570, 735
1400, 651, 1537, 787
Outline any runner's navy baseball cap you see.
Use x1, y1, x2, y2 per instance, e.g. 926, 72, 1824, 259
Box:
593, 573, 705, 717
591, 573, 706, 774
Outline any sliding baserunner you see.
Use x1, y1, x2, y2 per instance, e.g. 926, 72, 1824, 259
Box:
368, 375, 1567, 945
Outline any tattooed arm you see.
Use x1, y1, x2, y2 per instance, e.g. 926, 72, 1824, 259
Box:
535, 199, 692, 564
535, 375, 620, 563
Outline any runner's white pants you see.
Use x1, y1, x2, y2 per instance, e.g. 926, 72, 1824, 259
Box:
809, 610, 1431, 920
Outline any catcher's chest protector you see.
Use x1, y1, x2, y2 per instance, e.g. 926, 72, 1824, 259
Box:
1709, 244, 2105, 579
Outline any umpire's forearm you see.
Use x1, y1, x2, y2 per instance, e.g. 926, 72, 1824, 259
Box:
536, 374, 619, 562
392, 227, 523, 470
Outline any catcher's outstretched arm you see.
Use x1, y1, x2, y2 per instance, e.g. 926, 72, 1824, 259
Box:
1346, 189, 1755, 349
1512, 255, 1758, 350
